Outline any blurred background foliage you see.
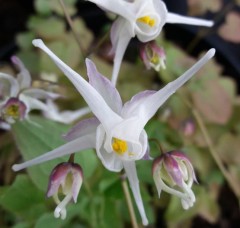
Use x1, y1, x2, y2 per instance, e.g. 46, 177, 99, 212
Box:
0, 0, 240, 227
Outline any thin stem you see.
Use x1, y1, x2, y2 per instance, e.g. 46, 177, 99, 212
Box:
149, 138, 165, 154
68, 154, 74, 163
59, 0, 84, 60
192, 109, 240, 197
121, 174, 139, 228
180, 94, 240, 198
86, 31, 110, 57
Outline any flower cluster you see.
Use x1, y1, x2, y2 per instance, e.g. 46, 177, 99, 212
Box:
12, 38, 215, 225
8, 1, 217, 226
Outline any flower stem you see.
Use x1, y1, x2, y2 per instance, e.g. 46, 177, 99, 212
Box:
121, 174, 139, 228
149, 138, 165, 154
59, 0, 84, 60
68, 154, 75, 163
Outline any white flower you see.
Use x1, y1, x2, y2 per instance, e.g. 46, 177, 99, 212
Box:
12, 39, 215, 225
43, 99, 90, 124
87, 0, 214, 85
152, 151, 197, 209
47, 162, 83, 219
0, 56, 60, 128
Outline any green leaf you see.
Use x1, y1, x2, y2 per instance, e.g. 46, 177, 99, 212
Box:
12, 116, 98, 191
40, 38, 81, 73
28, 16, 65, 39
100, 198, 123, 228
51, 0, 77, 16
35, 0, 52, 15
12, 222, 31, 228
16, 32, 36, 50
17, 51, 40, 74
137, 160, 153, 184
0, 175, 46, 220
99, 175, 124, 200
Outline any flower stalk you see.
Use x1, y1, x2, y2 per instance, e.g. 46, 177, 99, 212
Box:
59, 0, 84, 60
180, 93, 240, 198
192, 107, 240, 198
121, 174, 139, 228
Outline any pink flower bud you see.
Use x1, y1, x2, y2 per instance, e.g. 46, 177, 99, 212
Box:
152, 150, 197, 209
181, 119, 195, 137
140, 41, 166, 71
47, 162, 83, 219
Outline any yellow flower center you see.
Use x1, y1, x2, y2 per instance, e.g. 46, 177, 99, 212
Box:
150, 53, 159, 64
137, 16, 156, 27
6, 105, 20, 119
112, 138, 128, 155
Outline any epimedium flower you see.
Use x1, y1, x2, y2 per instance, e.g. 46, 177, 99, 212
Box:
1, 97, 27, 124
140, 41, 166, 71
0, 56, 60, 129
152, 150, 197, 209
12, 39, 215, 226
86, 0, 214, 85
47, 161, 83, 219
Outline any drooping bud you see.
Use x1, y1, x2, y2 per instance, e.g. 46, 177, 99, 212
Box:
152, 150, 197, 209
140, 41, 166, 71
47, 162, 83, 219
1, 97, 27, 124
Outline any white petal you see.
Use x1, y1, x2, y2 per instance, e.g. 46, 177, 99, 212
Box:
19, 94, 48, 113
153, 171, 186, 199
63, 117, 100, 141
127, 49, 216, 132
43, 100, 91, 124
110, 21, 133, 86
123, 161, 148, 226
12, 133, 96, 171
0, 73, 19, 97
95, 125, 123, 172
22, 88, 60, 99
47, 108, 90, 124
0, 121, 11, 130
11, 56, 31, 89
121, 90, 156, 118
108, 117, 144, 148
54, 193, 72, 219
72, 170, 83, 203
32, 39, 122, 132
86, 59, 122, 114
135, 0, 167, 42
167, 13, 213, 27
87, 0, 134, 21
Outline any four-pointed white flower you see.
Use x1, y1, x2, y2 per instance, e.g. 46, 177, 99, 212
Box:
0, 56, 60, 129
12, 39, 215, 226
87, 0, 214, 85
